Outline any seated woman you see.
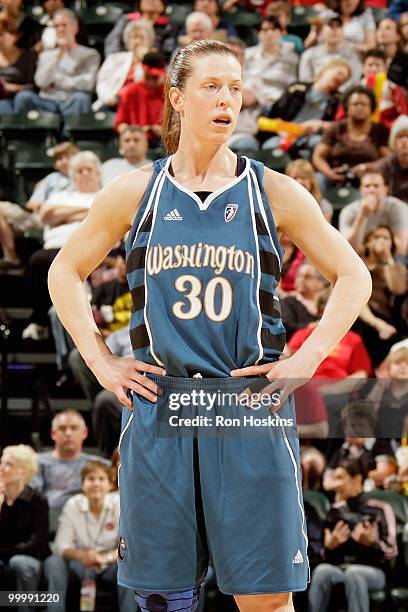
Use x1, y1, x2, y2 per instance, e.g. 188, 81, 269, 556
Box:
376, 17, 408, 90
0, 18, 36, 114
286, 159, 333, 221
0, 445, 49, 596
356, 225, 407, 366
0, 0, 42, 50
94, 19, 154, 111
44, 460, 134, 612
312, 84, 389, 190
260, 59, 351, 152
332, 0, 376, 54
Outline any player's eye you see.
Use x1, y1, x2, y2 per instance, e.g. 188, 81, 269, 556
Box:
205, 84, 217, 91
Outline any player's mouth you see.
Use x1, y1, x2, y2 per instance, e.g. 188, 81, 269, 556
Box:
213, 115, 232, 127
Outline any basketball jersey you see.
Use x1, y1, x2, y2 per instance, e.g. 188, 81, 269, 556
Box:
125, 155, 286, 378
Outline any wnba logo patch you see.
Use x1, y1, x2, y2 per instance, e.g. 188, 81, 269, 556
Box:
118, 536, 128, 561
224, 204, 238, 223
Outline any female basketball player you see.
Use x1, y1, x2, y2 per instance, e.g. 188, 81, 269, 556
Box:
48, 40, 371, 612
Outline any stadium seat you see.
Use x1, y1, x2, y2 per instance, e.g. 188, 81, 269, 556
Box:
71, 139, 119, 162
0, 111, 61, 154
290, 6, 318, 28
10, 144, 54, 205
166, 3, 194, 26
391, 587, 408, 610
303, 490, 330, 519
253, 149, 290, 173
63, 111, 116, 143
323, 184, 360, 210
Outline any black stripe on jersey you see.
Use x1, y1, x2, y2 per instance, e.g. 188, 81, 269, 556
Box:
139, 210, 153, 234
130, 324, 150, 349
259, 289, 281, 319
255, 213, 268, 236
131, 285, 145, 312
261, 328, 286, 352
126, 247, 146, 274
259, 250, 280, 279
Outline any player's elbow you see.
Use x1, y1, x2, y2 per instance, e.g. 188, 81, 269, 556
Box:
358, 265, 373, 305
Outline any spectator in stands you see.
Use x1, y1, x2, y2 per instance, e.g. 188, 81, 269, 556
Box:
43, 460, 134, 612
278, 234, 306, 295
36, 0, 66, 52
193, 0, 237, 38
0, 0, 42, 50
177, 12, 216, 49
399, 11, 408, 52
299, 12, 362, 84
374, 347, 408, 439
331, 0, 376, 54
374, 114, 408, 200
388, 0, 408, 20
0, 142, 78, 270
281, 262, 327, 340
312, 86, 389, 190
114, 51, 166, 147
309, 457, 398, 612
94, 19, 154, 112
287, 288, 372, 383
301, 447, 326, 491
101, 126, 149, 186
244, 16, 298, 113
92, 249, 131, 336
14, 9, 100, 120
359, 48, 408, 128
376, 18, 408, 89
0, 19, 36, 114
295, 382, 329, 439
22, 151, 100, 342
104, 0, 175, 60
339, 170, 408, 256
0, 445, 49, 601
264, 1, 304, 55
262, 61, 351, 154
367, 455, 398, 489
356, 225, 407, 365
325, 437, 377, 476
286, 160, 333, 221
30, 410, 108, 510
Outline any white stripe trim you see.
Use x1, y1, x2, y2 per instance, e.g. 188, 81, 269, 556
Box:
118, 412, 133, 454
143, 170, 166, 367
249, 167, 282, 269
247, 170, 263, 366
280, 423, 311, 583
131, 167, 165, 249
164, 155, 251, 211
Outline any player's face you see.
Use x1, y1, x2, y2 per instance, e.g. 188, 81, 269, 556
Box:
180, 54, 242, 145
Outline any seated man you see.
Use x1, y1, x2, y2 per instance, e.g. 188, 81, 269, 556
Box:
14, 9, 100, 120
30, 410, 108, 510
0, 445, 50, 598
0, 142, 78, 269
309, 457, 398, 612
101, 126, 149, 186
374, 114, 408, 202
339, 169, 408, 257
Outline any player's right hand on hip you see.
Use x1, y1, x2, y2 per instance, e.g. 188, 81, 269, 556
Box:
91, 354, 166, 408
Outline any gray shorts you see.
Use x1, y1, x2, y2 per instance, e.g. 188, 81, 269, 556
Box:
0, 201, 43, 233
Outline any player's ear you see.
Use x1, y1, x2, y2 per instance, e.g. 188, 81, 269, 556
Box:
169, 86, 183, 112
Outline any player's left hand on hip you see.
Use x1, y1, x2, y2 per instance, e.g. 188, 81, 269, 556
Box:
230, 355, 316, 412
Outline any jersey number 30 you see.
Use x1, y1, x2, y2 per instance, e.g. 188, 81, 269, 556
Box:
172, 274, 233, 322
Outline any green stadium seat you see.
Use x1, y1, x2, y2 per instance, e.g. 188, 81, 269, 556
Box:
72, 139, 119, 162
323, 185, 360, 209
290, 6, 318, 27
63, 112, 116, 143
10, 144, 54, 205
254, 148, 290, 173
391, 587, 408, 608
166, 3, 194, 26
0, 111, 61, 148
221, 8, 261, 28
303, 490, 330, 519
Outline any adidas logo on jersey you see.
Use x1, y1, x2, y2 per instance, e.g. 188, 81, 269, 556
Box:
292, 550, 304, 564
164, 209, 183, 221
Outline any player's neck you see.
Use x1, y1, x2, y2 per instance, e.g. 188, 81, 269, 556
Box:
172, 139, 235, 181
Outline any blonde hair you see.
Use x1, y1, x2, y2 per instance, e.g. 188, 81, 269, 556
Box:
162, 39, 239, 154
386, 347, 408, 365
285, 159, 322, 203
314, 58, 352, 83
2, 445, 38, 483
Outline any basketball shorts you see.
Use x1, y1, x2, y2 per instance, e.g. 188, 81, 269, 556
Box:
117, 375, 309, 595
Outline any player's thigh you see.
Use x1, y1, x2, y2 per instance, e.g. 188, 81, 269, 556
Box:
234, 592, 293, 612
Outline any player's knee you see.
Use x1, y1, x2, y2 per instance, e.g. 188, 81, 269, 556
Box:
135, 587, 200, 612
236, 592, 292, 611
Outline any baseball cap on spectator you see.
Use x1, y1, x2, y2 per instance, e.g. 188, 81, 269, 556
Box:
142, 51, 167, 76
389, 114, 408, 148
47, 141, 80, 162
